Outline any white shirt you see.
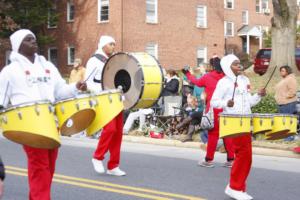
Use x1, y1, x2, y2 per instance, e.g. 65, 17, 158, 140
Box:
0, 53, 77, 107
211, 75, 261, 114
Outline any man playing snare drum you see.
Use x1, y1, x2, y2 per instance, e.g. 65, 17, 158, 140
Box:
211, 54, 266, 200
85, 35, 126, 176
0, 29, 87, 200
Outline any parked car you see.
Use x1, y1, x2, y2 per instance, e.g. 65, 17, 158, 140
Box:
253, 48, 300, 75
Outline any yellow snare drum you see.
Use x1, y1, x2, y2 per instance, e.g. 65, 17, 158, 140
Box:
266, 114, 298, 140
252, 113, 273, 134
0, 101, 60, 149
55, 94, 96, 136
86, 89, 124, 136
102, 52, 164, 109
219, 114, 252, 138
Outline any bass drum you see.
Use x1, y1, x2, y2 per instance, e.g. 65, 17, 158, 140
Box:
102, 52, 164, 110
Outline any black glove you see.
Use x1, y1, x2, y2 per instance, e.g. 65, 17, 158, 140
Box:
182, 65, 190, 74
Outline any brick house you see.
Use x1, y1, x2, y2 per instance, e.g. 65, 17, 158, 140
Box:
0, 0, 276, 75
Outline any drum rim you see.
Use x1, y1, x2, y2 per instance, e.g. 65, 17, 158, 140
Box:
1, 100, 52, 112
55, 93, 93, 104
219, 113, 252, 117
101, 52, 163, 109
272, 113, 298, 117
252, 113, 273, 117
93, 88, 122, 96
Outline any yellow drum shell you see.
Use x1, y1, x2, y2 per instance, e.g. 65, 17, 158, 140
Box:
0, 102, 60, 149
55, 94, 96, 136
133, 53, 163, 109
252, 113, 273, 134
265, 114, 291, 139
219, 114, 252, 138
102, 52, 164, 110
86, 89, 124, 136
265, 114, 298, 140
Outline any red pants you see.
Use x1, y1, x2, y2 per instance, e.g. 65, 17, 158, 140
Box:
23, 145, 58, 200
205, 108, 234, 161
230, 134, 252, 191
93, 111, 123, 170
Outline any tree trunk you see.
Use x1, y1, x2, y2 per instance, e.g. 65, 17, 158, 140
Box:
270, 0, 299, 76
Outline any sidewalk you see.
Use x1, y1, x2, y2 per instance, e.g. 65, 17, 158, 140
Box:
122, 135, 300, 159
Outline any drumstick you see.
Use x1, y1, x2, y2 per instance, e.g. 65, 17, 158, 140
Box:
231, 76, 238, 101
83, 67, 98, 83
263, 65, 277, 90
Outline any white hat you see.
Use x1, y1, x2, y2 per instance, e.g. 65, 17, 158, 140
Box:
10, 29, 36, 52
98, 35, 115, 50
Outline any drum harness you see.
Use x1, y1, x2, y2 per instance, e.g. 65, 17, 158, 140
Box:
92, 54, 108, 84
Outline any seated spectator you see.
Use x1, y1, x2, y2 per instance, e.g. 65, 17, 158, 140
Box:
123, 108, 154, 134
176, 94, 202, 142
161, 69, 180, 96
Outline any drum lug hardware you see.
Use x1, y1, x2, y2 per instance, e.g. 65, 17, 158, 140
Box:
259, 119, 263, 126
48, 106, 55, 113
35, 106, 40, 116
223, 118, 226, 126
108, 95, 113, 103
60, 106, 65, 114
240, 118, 243, 126
119, 95, 122, 102
76, 103, 80, 111
89, 100, 94, 107
1, 116, 7, 124
17, 111, 23, 120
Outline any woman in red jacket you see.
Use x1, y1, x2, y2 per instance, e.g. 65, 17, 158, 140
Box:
183, 56, 234, 167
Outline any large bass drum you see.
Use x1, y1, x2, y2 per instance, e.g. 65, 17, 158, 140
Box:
102, 52, 164, 110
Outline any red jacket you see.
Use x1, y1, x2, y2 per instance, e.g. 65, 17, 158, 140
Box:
186, 70, 224, 112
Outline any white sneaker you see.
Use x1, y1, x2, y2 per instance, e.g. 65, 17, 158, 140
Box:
92, 158, 105, 174
225, 184, 253, 200
107, 167, 126, 176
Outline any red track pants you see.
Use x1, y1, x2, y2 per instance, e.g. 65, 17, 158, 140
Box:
93, 111, 123, 170
230, 134, 252, 191
205, 108, 234, 161
23, 145, 58, 200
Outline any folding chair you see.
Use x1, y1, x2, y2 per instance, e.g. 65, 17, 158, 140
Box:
152, 96, 183, 131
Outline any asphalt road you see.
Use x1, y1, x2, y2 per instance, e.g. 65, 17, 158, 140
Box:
0, 136, 300, 200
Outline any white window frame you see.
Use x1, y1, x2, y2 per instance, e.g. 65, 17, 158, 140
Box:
224, 0, 234, 9
145, 43, 158, 59
298, 0, 300, 7
47, 3, 57, 28
197, 47, 207, 66
196, 5, 207, 28
146, 0, 158, 24
98, 0, 109, 23
5, 50, 11, 65
224, 21, 234, 37
242, 10, 249, 25
67, 46, 75, 65
256, 0, 269, 13
48, 47, 58, 66
67, 0, 75, 22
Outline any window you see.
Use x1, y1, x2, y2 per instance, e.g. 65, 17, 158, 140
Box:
256, 0, 269, 13
145, 43, 158, 59
196, 6, 207, 28
67, 46, 75, 65
146, 0, 158, 23
48, 48, 58, 67
197, 47, 207, 66
224, 21, 234, 37
242, 10, 248, 25
98, 0, 109, 22
224, 0, 234, 9
5, 50, 11, 65
48, 3, 57, 28
67, 0, 75, 22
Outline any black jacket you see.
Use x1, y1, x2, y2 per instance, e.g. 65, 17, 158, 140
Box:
161, 78, 179, 96
0, 157, 5, 181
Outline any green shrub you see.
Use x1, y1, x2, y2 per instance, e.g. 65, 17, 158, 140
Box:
251, 94, 278, 113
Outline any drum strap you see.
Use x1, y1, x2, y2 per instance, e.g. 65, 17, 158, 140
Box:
93, 54, 107, 63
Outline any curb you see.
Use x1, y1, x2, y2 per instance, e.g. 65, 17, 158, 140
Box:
122, 135, 300, 159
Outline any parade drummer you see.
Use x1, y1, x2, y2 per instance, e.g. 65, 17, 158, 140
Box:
0, 29, 87, 200
211, 54, 266, 200
85, 35, 126, 176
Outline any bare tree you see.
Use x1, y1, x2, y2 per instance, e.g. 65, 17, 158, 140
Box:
270, 0, 299, 75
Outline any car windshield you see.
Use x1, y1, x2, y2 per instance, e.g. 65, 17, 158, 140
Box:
257, 49, 271, 59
